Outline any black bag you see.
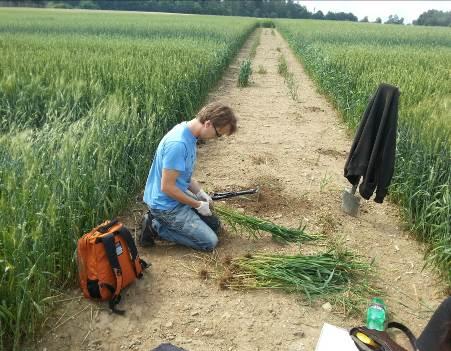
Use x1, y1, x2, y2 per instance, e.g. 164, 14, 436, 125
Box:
350, 322, 418, 351
152, 343, 188, 351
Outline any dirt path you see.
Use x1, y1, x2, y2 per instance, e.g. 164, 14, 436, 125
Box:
37, 28, 445, 351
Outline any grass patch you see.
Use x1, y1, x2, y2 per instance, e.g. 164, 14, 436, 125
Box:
257, 65, 267, 74
277, 55, 288, 75
277, 55, 299, 101
238, 59, 252, 87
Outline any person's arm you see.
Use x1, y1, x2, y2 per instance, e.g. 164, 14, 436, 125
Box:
188, 179, 202, 195
162, 169, 201, 209
189, 179, 213, 204
160, 141, 211, 215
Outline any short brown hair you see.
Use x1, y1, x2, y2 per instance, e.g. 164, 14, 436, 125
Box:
196, 102, 237, 135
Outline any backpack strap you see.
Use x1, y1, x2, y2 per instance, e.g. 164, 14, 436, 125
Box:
101, 233, 125, 315
387, 322, 419, 351
117, 226, 149, 278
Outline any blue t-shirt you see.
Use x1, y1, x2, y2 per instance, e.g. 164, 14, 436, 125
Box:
143, 122, 197, 210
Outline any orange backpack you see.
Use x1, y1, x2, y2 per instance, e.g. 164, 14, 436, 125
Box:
77, 219, 149, 314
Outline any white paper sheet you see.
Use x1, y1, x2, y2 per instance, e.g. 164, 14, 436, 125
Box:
315, 323, 359, 351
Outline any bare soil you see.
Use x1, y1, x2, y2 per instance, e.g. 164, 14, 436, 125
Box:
35, 29, 446, 351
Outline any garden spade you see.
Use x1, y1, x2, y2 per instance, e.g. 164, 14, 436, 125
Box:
342, 184, 360, 217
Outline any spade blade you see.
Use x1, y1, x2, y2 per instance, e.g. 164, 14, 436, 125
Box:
342, 188, 360, 217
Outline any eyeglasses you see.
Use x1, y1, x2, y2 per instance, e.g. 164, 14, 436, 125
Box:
212, 124, 222, 137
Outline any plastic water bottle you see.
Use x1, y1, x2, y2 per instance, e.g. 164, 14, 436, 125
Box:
366, 297, 386, 331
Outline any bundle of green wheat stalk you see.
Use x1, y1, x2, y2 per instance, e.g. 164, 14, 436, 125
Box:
221, 250, 374, 300
214, 205, 320, 243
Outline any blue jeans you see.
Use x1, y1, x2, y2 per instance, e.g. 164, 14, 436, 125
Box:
150, 203, 220, 251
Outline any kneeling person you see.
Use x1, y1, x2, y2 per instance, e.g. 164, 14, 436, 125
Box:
141, 102, 237, 251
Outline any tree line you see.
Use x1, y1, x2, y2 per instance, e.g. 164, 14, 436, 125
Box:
0, 0, 355, 21
1, 0, 450, 26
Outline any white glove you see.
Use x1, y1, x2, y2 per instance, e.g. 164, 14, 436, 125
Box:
196, 189, 213, 203
195, 201, 212, 216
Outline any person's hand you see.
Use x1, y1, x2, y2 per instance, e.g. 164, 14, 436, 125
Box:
195, 201, 212, 216
196, 189, 213, 204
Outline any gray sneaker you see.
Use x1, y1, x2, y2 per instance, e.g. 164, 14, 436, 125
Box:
139, 211, 158, 247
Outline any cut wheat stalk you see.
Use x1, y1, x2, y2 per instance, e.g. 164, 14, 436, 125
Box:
219, 249, 378, 315
215, 205, 321, 243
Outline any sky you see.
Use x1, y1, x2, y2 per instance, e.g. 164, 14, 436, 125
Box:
296, 1, 451, 24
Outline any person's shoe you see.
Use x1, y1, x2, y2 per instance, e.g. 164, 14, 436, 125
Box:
139, 211, 159, 247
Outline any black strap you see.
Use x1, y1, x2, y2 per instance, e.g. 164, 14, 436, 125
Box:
100, 282, 124, 313
387, 322, 418, 350
101, 233, 125, 315
101, 233, 121, 273
98, 219, 119, 233
108, 297, 124, 315
116, 226, 149, 278
140, 258, 150, 270
117, 226, 138, 261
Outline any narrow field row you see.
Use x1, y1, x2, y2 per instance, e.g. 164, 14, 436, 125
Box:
275, 19, 451, 284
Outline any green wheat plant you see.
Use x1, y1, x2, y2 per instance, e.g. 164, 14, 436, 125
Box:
0, 8, 258, 349
277, 54, 288, 75
277, 54, 298, 100
238, 58, 253, 87
257, 65, 267, 74
215, 205, 321, 243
